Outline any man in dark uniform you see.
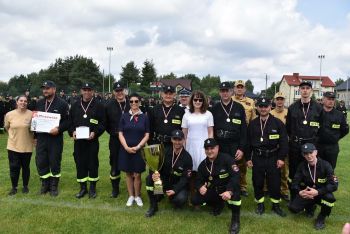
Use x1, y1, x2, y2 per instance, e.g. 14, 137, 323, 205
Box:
0, 94, 6, 133
336, 100, 347, 118
5, 94, 16, 112
68, 83, 105, 198
145, 130, 193, 217
25, 89, 36, 111
178, 88, 191, 111
148, 85, 185, 149
68, 90, 79, 107
246, 97, 288, 217
211, 82, 247, 194
35, 81, 69, 196
105, 81, 130, 198
289, 143, 338, 230
317, 92, 349, 169
286, 81, 322, 201
59, 90, 68, 103
192, 138, 241, 234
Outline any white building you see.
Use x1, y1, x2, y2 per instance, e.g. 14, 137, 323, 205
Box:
279, 73, 335, 107
335, 78, 350, 108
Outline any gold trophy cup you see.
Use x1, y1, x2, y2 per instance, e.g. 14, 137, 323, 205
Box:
141, 144, 165, 195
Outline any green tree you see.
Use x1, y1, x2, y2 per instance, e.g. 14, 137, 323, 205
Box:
140, 60, 157, 92
158, 72, 177, 80
120, 61, 140, 87
335, 78, 344, 87
0, 81, 8, 95
245, 79, 254, 92
200, 74, 221, 95
265, 81, 280, 99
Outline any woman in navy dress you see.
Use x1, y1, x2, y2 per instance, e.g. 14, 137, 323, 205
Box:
119, 93, 150, 207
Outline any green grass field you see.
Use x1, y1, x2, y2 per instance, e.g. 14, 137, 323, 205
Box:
0, 122, 349, 234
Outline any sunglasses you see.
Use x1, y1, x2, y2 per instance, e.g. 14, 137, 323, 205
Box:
130, 100, 139, 104
193, 98, 203, 103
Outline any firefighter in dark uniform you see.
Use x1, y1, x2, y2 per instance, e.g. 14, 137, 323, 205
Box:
192, 138, 241, 234
178, 88, 191, 111
148, 85, 185, 149
317, 92, 349, 169
25, 89, 36, 111
289, 143, 338, 230
286, 81, 322, 201
68, 83, 105, 199
246, 97, 288, 217
105, 82, 130, 198
0, 94, 6, 133
145, 130, 193, 217
68, 90, 79, 107
212, 82, 247, 187
336, 100, 347, 118
35, 81, 69, 196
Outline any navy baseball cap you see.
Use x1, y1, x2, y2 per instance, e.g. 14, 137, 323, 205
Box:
81, 83, 94, 90
113, 82, 124, 91
219, 82, 233, 90
178, 88, 191, 97
171, 130, 184, 139
204, 138, 218, 148
299, 80, 312, 88
257, 97, 271, 107
163, 85, 176, 93
301, 143, 317, 154
323, 91, 335, 98
41, 80, 56, 88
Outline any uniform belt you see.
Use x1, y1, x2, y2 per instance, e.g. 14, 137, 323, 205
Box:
155, 134, 171, 143
254, 148, 278, 157
208, 184, 226, 193
216, 130, 236, 139
292, 136, 315, 144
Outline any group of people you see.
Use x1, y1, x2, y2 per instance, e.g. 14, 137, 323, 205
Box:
2, 78, 348, 234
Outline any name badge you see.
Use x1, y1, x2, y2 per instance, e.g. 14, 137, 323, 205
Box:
310, 121, 319, 127
232, 119, 241, 124
172, 119, 181, 125
332, 124, 340, 129
269, 134, 280, 140
219, 173, 229, 179
318, 178, 326, 183
90, 119, 98, 124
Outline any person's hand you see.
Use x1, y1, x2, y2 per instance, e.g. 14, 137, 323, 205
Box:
276, 160, 285, 168
152, 172, 160, 182
304, 186, 318, 198
166, 190, 175, 197
49, 127, 59, 136
219, 191, 232, 201
247, 160, 253, 168
88, 132, 95, 140
72, 131, 77, 140
235, 149, 244, 161
199, 183, 207, 195
126, 146, 136, 154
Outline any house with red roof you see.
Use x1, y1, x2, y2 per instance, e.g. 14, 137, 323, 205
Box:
279, 73, 335, 106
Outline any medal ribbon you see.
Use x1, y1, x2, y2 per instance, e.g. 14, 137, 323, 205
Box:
118, 100, 126, 114
260, 115, 269, 141
81, 98, 94, 117
205, 159, 214, 178
307, 161, 317, 186
45, 97, 55, 112
220, 100, 233, 120
301, 101, 311, 123
162, 104, 173, 121
172, 147, 183, 169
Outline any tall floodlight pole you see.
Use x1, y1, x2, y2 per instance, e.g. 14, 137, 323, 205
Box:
107, 46, 113, 92
318, 54, 325, 97
347, 77, 349, 109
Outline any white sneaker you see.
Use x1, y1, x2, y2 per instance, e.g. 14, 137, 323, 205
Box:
134, 196, 143, 207
126, 196, 135, 206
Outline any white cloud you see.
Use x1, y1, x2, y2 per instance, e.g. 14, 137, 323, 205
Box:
0, 0, 350, 91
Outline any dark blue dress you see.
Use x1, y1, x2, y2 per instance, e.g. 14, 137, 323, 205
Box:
118, 112, 150, 173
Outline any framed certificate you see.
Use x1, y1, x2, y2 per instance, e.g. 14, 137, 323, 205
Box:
31, 111, 61, 133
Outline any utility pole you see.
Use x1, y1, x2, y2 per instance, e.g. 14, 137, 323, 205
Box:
318, 54, 325, 98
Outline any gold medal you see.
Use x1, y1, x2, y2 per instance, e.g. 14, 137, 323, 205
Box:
208, 176, 213, 181
303, 120, 307, 125
83, 114, 87, 118
164, 119, 168, 124
260, 137, 263, 142
226, 118, 230, 122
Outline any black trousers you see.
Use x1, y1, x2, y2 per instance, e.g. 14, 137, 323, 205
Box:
146, 173, 189, 207
109, 136, 121, 180
8, 150, 32, 188
191, 188, 241, 209
288, 141, 304, 183
252, 153, 281, 203
73, 139, 99, 182
317, 143, 339, 169
289, 192, 335, 217
36, 134, 63, 178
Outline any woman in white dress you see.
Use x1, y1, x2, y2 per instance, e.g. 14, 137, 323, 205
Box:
182, 90, 214, 171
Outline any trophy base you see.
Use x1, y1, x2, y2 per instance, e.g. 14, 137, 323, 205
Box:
153, 184, 164, 195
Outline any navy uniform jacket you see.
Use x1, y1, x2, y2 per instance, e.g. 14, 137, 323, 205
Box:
318, 108, 349, 144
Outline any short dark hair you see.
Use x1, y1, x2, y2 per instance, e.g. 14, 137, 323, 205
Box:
189, 90, 208, 114
16, 95, 27, 102
129, 93, 141, 100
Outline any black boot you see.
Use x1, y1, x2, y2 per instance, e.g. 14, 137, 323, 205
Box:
40, 178, 50, 194
110, 179, 120, 198
314, 214, 326, 230
22, 186, 29, 194
75, 182, 88, 199
256, 203, 265, 215
272, 203, 287, 217
89, 181, 97, 198
145, 192, 158, 218
8, 187, 17, 196
211, 201, 225, 216
229, 206, 240, 234
50, 177, 59, 197
305, 204, 317, 218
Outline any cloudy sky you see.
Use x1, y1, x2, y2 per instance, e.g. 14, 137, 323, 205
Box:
1, 0, 350, 91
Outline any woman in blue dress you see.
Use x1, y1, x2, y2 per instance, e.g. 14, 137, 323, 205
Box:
119, 93, 150, 207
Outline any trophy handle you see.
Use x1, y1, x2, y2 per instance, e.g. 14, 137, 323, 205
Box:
158, 143, 166, 171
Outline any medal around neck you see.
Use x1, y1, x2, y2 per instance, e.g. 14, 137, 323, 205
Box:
140, 144, 165, 195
